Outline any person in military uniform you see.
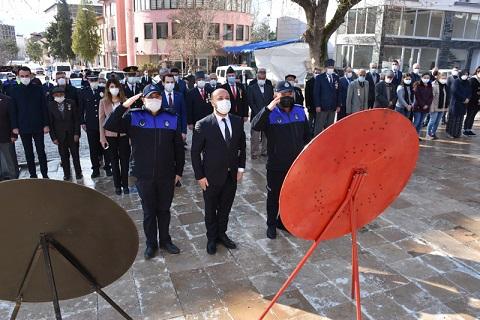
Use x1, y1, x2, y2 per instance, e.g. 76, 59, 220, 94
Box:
104, 85, 185, 259
79, 73, 112, 178
252, 81, 310, 239
221, 66, 248, 121
123, 66, 144, 109
48, 86, 83, 180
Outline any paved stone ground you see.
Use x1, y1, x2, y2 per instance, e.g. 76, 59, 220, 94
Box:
1, 120, 480, 320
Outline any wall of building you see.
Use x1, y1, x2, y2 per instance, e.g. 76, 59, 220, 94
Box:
276, 16, 306, 41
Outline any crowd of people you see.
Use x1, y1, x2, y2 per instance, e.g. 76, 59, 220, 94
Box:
0, 59, 478, 259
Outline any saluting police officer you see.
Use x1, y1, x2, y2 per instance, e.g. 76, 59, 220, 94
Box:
79, 73, 112, 178
252, 81, 310, 239
104, 85, 185, 259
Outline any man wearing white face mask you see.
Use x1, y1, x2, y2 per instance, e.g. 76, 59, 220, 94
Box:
48, 86, 82, 180
338, 66, 354, 120
191, 88, 246, 255
10, 66, 50, 178
169, 68, 187, 97
123, 66, 144, 109
221, 66, 248, 120
53, 71, 79, 108
206, 73, 218, 91
104, 85, 185, 258
313, 59, 340, 135
247, 68, 273, 159
410, 63, 421, 84
161, 73, 187, 141
187, 71, 214, 130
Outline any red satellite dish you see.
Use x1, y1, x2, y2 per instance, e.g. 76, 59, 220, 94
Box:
260, 109, 419, 320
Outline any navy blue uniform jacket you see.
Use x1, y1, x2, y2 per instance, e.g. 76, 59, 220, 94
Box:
10, 83, 49, 134
313, 73, 339, 111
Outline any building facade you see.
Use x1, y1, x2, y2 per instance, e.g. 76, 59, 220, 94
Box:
0, 23, 15, 41
99, 0, 253, 71
335, 0, 480, 73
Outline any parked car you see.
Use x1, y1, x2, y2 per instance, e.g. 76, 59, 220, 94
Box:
51, 62, 72, 80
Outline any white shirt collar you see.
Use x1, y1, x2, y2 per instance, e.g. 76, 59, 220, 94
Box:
214, 113, 230, 123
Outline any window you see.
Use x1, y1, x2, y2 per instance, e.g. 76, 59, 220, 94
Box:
150, 0, 165, 9
400, 9, 415, 36
223, 24, 233, 40
111, 27, 116, 41
465, 14, 480, 39
449, 49, 468, 69
156, 22, 168, 39
453, 13, 467, 38
208, 23, 220, 40
429, 11, 443, 38
347, 10, 356, 34
335, 45, 373, 68
236, 25, 244, 41
366, 7, 377, 33
246, 25, 250, 40
144, 23, 153, 39
383, 46, 402, 63
383, 46, 438, 72
387, 8, 444, 39
452, 12, 480, 39
385, 7, 402, 35
172, 21, 180, 38
419, 48, 437, 70
356, 8, 366, 34
415, 10, 430, 37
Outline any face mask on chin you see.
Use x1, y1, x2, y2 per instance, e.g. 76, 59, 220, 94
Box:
144, 98, 162, 114
215, 99, 231, 115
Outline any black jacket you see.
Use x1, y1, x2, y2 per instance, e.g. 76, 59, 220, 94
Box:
48, 98, 80, 142
9, 83, 49, 134
79, 87, 103, 131
191, 113, 246, 186
247, 81, 274, 121
293, 87, 304, 106
49, 85, 79, 108
186, 87, 213, 125
374, 81, 397, 109
221, 83, 248, 117
252, 105, 310, 171
305, 77, 315, 112
0, 93, 15, 143
366, 72, 380, 108
104, 106, 185, 180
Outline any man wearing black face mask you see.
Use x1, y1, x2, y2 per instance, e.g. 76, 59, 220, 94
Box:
252, 81, 310, 239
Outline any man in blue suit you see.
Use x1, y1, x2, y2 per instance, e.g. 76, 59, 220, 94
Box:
170, 68, 187, 97
338, 66, 354, 120
392, 59, 403, 88
162, 73, 187, 141
313, 59, 340, 135
42, 76, 54, 98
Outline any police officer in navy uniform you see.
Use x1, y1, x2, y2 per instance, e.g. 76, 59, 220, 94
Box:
104, 85, 185, 259
123, 66, 144, 109
252, 81, 310, 239
79, 73, 112, 178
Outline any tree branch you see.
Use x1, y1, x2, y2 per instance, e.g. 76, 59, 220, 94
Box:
324, 0, 362, 37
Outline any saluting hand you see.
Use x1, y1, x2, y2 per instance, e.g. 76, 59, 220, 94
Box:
198, 178, 209, 191
123, 93, 143, 109
267, 96, 281, 111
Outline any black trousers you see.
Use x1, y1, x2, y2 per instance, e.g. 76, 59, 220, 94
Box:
464, 105, 480, 130
446, 112, 464, 138
20, 132, 48, 177
106, 136, 130, 188
58, 132, 82, 177
86, 130, 110, 171
203, 174, 237, 240
136, 178, 175, 248
308, 110, 316, 138
266, 169, 287, 228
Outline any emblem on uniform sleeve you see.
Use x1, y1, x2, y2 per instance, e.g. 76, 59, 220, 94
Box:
165, 120, 170, 127
294, 113, 299, 120
139, 119, 145, 127
276, 118, 282, 124
67, 104, 71, 111
285, 82, 290, 87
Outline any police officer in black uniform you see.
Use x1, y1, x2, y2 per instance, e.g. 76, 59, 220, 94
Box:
79, 73, 112, 178
104, 85, 185, 259
123, 66, 144, 109
252, 81, 310, 239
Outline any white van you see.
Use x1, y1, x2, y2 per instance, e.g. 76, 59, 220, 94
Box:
216, 65, 256, 85
51, 62, 72, 80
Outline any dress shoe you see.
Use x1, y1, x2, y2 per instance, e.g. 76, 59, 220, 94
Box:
217, 235, 237, 249
76, 173, 83, 180
144, 247, 157, 260
30, 174, 38, 179
267, 226, 277, 239
175, 180, 182, 187
207, 240, 217, 255
115, 187, 122, 195
91, 170, 100, 178
63, 176, 71, 181
105, 168, 113, 176
123, 187, 130, 194
43, 175, 50, 179
160, 242, 180, 254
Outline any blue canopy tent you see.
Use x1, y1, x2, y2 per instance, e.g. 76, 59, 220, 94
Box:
223, 38, 303, 54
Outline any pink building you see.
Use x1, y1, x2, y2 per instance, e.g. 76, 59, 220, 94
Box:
99, 0, 253, 71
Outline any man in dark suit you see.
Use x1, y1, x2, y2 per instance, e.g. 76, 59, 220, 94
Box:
191, 88, 246, 255
221, 66, 248, 121
313, 59, 340, 135
391, 59, 403, 88
338, 66, 354, 120
53, 71, 79, 108
48, 86, 82, 180
42, 76, 54, 99
141, 70, 152, 86
305, 68, 320, 135
170, 68, 187, 97
285, 74, 304, 106
187, 71, 213, 130
366, 62, 380, 109
247, 68, 273, 159
79, 74, 112, 178
10, 66, 50, 178
162, 73, 187, 141
123, 66, 144, 109
205, 73, 219, 91
374, 70, 397, 109
410, 63, 421, 84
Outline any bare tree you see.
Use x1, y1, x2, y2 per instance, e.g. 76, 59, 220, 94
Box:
168, 0, 223, 73
292, 0, 362, 68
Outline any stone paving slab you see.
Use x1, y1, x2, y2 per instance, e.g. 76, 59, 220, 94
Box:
1, 121, 479, 319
